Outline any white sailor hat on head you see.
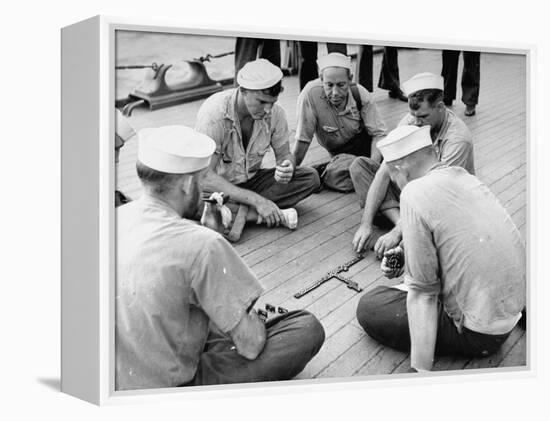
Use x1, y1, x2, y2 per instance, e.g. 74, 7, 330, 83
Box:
317, 53, 352, 72
401, 72, 444, 96
237, 58, 283, 90
137, 125, 216, 174
378, 125, 432, 162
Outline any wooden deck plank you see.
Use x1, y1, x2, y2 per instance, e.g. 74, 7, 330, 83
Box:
294, 324, 365, 379
354, 346, 408, 376
317, 335, 385, 378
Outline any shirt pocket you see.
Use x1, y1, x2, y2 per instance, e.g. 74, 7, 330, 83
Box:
247, 145, 270, 172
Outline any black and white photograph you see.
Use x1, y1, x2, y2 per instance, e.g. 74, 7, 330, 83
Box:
113, 29, 527, 391
6, 0, 549, 418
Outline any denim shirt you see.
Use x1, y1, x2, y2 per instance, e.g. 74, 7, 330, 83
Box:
195, 88, 291, 185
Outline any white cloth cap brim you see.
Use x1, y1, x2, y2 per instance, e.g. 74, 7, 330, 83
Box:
138, 125, 215, 174
317, 53, 352, 72
378, 125, 432, 162
401, 72, 444, 96
237, 58, 283, 90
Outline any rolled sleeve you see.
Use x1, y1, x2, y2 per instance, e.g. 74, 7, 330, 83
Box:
440, 140, 472, 169
270, 106, 292, 160
401, 190, 441, 296
294, 87, 316, 144
191, 235, 264, 333
359, 86, 387, 140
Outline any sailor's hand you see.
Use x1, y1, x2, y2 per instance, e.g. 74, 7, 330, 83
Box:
255, 197, 285, 227
200, 201, 224, 233
380, 246, 405, 279
374, 227, 402, 260
275, 159, 294, 184
352, 223, 376, 253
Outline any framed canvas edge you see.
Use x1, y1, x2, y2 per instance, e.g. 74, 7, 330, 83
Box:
86, 15, 536, 405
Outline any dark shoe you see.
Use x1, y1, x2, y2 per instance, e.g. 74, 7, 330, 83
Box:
444, 99, 453, 106
464, 105, 476, 116
388, 89, 408, 102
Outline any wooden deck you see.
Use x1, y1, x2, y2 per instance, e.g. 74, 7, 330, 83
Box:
117, 48, 527, 379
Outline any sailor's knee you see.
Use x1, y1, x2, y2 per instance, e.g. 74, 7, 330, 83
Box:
293, 310, 326, 352
349, 156, 367, 179
351, 156, 379, 177
356, 287, 386, 335
294, 166, 321, 191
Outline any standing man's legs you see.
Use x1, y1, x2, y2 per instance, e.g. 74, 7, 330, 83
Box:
378, 47, 406, 101
187, 310, 325, 385
356, 45, 374, 92
441, 49, 460, 106
258, 38, 281, 68
235, 38, 281, 79
298, 41, 318, 90
461, 51, 480, 113
235, 38, 261, 77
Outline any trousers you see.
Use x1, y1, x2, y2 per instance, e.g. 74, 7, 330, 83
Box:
237, 167, 320, 208
321, 129, 373, 193
349, 156, 400, 210
441, 50, 480, 106
234, 38, 281, 77
184, 310, 325, 385
356, 286, 511, 358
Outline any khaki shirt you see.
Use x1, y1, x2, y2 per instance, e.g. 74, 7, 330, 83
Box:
195, 88, 291, 184
116, 195, 264, 390
402, 165, 525, 335
295, 79, 387, 151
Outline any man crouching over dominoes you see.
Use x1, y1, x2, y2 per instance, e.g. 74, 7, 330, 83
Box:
355, 125, 525, 372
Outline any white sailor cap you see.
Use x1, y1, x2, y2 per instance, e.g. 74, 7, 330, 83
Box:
115, 108, 135, 143
236, 58, 283, 90
137, 125, 215, 174
378, 125, 432, 162
317, 52, 352, 72
401, 72, 444, 96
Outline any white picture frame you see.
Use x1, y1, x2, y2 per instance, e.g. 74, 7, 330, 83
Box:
61, 14, 534, 406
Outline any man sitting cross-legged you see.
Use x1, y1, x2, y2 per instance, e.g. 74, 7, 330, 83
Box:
116, 126, 325, 390
355, 125, 525, 372
195, 58, 320, 237
293, 52, 387, 194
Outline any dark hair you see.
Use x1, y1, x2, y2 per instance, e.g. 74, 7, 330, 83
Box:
136, 161, 183, 195
408, 89, 443, 110
241, 80, 283, 97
